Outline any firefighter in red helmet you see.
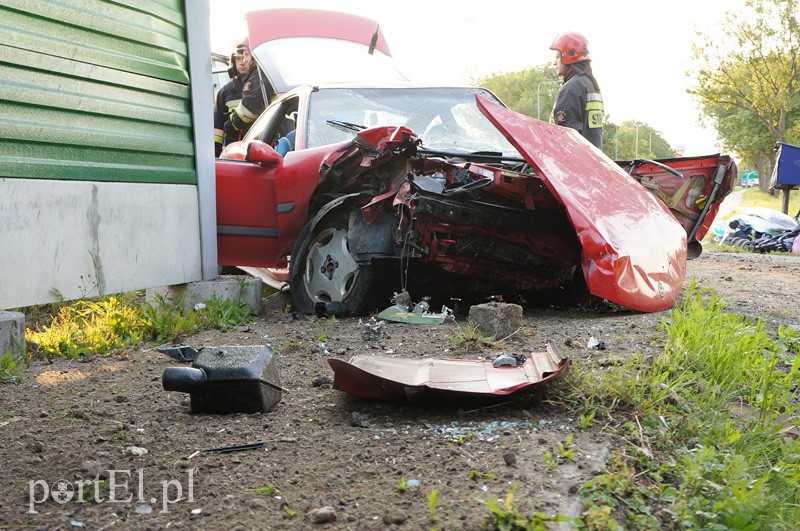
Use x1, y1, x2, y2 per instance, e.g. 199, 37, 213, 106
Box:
213, 38, 274, 156
550, 32, 604, 149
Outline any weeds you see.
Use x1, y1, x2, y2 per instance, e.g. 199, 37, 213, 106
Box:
26, 296, 149, 357
428, 487, 439, 523
396, 477, 409, 493
0, 348, 25, 383
480, 483, 574, 530
198, 295, 250, 330
249, 485, 282, 496
563, 282, 800, 528
26, 292, 252, 358
142, 294, 199, 342
449, 323, 495, 351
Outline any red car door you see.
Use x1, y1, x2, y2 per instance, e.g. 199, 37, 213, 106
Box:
215, 157, 282, 268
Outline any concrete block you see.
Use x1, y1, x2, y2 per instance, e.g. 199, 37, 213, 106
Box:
0, 311, 26, 360
468, 302, 523, 339
146, 275, 263, 315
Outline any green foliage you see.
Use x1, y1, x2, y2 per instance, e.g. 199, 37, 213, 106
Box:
473, 65, 560, 121
563, 283, 800, 528
26, 296, 149, 357
248, 485, 282, 496
558, 434, 576, 463
604, 120, 675, 160
26, 290, 252, 359
428, 487, 439, 523
396, 477, 409, 493
474, 66, 675, 161
0, 348, 25, 384
141, 295, 200, 343
690, 0, 800, 167
480, 484, 575, 530
196, 295, 250, 330
469, 470, 496, 482
450, 323, 495, 350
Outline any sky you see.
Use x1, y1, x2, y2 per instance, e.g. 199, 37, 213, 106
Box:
209, 0, 748, 157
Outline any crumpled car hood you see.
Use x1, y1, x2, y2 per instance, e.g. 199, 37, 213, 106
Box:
476, 96, 687, 312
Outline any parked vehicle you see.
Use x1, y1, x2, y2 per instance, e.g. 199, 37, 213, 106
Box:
215, 9, 736, 316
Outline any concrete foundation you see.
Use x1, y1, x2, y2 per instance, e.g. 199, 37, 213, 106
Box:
0, 311, 26, 360
146, 275, 263, 315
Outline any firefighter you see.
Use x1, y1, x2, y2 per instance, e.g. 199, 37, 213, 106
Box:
213, 39, 273, 156
549, 32, 604, 149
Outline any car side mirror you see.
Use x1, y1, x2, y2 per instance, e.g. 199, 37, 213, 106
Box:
246, 140, 282, 167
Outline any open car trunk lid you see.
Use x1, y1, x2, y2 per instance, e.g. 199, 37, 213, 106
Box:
476, 96, 687, 312
245, 9, 407, 94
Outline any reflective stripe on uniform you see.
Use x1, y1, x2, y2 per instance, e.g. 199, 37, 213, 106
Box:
213, 128, 224, 143
585, 92, 603, 129
235, 103, 259, 124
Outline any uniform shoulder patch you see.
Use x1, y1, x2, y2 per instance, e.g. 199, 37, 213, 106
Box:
554, 110, 567, 124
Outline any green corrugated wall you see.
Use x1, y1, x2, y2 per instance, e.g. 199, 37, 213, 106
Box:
0, 0, 196, 184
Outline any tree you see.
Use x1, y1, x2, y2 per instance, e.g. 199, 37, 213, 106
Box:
472, 65, 561, 121
689, 0, 800, 190
476, 67, 675, 161
604, 120, 675, 161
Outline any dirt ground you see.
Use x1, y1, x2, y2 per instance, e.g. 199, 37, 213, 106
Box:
1, 249, 799, 530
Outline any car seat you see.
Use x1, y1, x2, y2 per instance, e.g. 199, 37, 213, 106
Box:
275, 130, 296, 156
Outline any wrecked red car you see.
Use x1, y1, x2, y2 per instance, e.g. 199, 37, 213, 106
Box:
216, 10, 736, 316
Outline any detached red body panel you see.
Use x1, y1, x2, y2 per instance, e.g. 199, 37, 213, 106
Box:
328, 340, 568, 401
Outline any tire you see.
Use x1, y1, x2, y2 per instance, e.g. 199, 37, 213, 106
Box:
289, 210, 385, 316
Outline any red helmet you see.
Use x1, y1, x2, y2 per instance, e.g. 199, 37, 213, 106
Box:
550, 32, 590, 64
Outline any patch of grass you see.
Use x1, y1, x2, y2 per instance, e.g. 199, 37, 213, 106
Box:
396, 477, 409, 493
248, 485, 282, 496
197, 295, 250, 330
557, 434, 576, 464
559, 282, 800, 528
449, 322, 495, 350
469, 470, 496, 482
142, 294, 200, 343
110, 423, 128, 444
26, 291, 254, 359
480, 483, 575, 530
0, 348, 26, 384
26, 295, 149, 358
738, 187, 800, 215
428, 487, 439, 523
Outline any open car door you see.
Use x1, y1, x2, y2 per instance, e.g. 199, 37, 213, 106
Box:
245, 8, 407, 94
216, 144, 283, 269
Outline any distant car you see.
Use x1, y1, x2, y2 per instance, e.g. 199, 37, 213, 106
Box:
215, 9, 737, 316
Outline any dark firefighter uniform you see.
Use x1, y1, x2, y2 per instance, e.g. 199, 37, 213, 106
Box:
552, 63, 604, 149
213, 47, 273, 156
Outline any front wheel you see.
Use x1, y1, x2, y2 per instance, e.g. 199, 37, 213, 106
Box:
289, 211, 385, 316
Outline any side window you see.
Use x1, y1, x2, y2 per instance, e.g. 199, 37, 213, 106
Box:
246, 101, 286, 144
264, 98, 299, 154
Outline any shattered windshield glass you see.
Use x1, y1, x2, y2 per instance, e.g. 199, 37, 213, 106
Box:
306, 87, 519, 157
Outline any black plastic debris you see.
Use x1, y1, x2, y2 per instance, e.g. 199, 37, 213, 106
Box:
204, 441, 267, 453
162, 345, 281, 414
157, 345, 200, 362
